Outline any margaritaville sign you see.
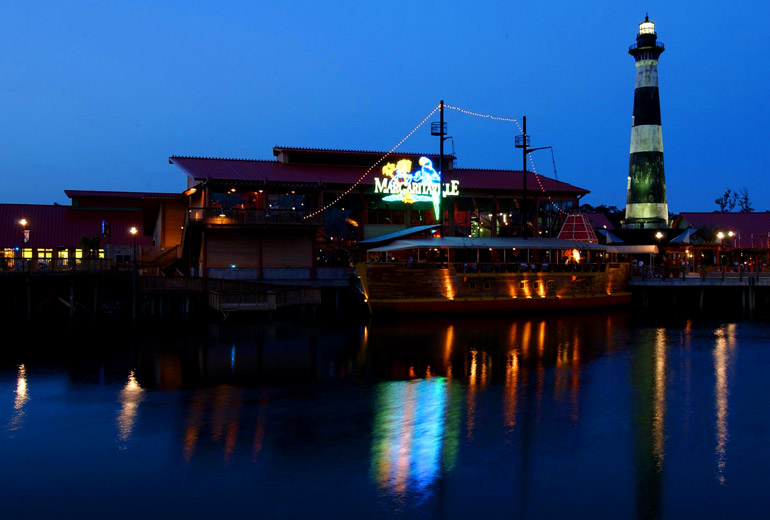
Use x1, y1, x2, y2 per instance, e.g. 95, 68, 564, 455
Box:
372, 157, 459, 218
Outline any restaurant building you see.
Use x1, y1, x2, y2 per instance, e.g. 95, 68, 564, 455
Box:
155, 146, 590, 283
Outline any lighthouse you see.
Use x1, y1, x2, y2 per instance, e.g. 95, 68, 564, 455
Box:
622, 15, 668, 230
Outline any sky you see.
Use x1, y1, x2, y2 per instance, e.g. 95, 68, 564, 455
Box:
2, 1, 769, 212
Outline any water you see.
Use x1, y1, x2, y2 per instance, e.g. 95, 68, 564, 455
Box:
1, 312, 769, 519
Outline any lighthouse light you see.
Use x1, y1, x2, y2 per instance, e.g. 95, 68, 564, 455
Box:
639, 20, 655, 35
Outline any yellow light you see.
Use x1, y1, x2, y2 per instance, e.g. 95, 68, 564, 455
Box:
129, 226, 138, 236
19, 218, 28, 227
717, 232, 725, 240
639, 20, 655, 34
728, 231, 735, 238
572, 249, 581, 263
655, 231, 663, 239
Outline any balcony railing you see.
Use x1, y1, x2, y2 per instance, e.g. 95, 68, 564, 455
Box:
629, 41, 665, 52
188, 208, 321, 226
1, 258, 114, 273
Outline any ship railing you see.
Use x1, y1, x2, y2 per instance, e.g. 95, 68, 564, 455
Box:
457, 262, 605, 274
389, 261, 607, 273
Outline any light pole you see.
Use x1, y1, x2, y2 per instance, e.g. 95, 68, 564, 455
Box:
130, 227, 138, 320
18, 218, 28, 271
655, 231, 663, 273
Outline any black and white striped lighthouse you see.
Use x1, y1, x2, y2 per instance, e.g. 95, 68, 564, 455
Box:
622, 15, 668, 230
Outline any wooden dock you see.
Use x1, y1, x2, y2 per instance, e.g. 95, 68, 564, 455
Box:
630, 272, 770, 311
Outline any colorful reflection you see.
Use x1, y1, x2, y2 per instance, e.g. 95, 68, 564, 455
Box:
371, 378, 459, 498
117, 370, 144, 444
714, 324, 736, 485
181, 386, 248, 465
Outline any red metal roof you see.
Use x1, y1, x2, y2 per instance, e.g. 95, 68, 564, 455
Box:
273, 146, 454, 158
678, 212, 770, 248
169, 156, 588, 194
583, 212, 615, 230
0, 204, 152, 249
65, 190, 178, 200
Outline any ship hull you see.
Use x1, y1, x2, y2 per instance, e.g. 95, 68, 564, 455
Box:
357, 261, 631, 315
369, 293, 631, 314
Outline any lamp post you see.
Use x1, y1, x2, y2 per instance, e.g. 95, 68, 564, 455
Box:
655, 231, 663, 273
130, 227, 138, 320
18, 218, 28, 271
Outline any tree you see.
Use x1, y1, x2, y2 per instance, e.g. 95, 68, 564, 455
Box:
738, 188, 754, 213
715, 189, 737, 213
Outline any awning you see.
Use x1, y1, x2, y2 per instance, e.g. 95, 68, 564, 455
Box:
605, 245, 658, 254
670, 229, 699, 243
359, 224, 440, 245
597, 229, 624, 244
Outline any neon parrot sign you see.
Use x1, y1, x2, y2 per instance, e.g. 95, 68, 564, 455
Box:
373, 157, 459, 219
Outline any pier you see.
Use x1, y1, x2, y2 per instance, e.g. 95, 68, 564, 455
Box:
630, 270, 770, 311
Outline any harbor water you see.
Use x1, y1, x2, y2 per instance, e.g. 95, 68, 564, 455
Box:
1, 311, 769, 519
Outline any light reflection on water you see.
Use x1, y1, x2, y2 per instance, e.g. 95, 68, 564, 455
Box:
371, 378, 452, 500
0, 314, 759, 519
7, 364, 29, 434
714, 323, 736, 485
116, 370, 144, 445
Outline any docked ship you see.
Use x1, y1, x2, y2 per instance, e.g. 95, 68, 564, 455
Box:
356, 237, 631, 314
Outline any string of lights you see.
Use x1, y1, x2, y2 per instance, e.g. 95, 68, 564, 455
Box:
447, 104, 568, 219
304, 104, 440, 220
444, 104, 522, 128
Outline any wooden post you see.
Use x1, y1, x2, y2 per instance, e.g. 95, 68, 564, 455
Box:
69, 275, 75, 318
26, 274, 32, 320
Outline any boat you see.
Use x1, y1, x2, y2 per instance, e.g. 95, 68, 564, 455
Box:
355, 237, 631, 314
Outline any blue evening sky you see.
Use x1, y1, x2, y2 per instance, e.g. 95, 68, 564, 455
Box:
1, 1, 768, 212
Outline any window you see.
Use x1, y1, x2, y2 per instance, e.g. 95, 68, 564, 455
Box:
268, 193, 307, 211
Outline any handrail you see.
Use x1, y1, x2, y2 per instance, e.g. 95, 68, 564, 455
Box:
188, 207, 322, 226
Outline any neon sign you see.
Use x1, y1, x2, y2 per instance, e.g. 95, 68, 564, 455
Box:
373, 157, 459, 219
